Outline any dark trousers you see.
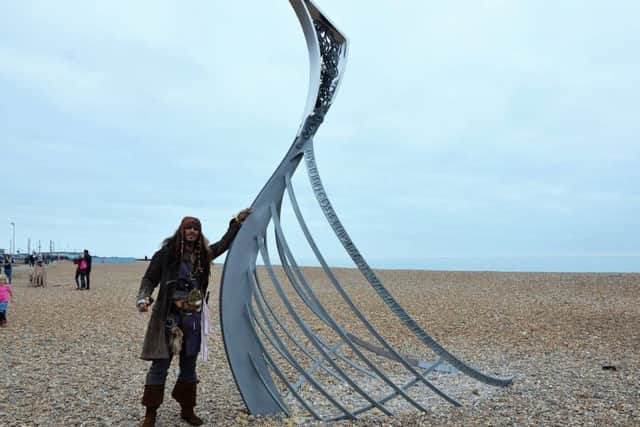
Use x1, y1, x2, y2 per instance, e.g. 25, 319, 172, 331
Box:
78, 272, 88, 289
0, 310, 6, 322
145, 353, 198, 385
75, 270, 80, 288
3, 268, 11, 284
85, 271, 91, 289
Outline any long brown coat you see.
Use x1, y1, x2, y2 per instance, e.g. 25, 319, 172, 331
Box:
137, 220, 241, 360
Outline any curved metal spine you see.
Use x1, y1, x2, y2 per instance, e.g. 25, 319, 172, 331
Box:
220, 1, 347, 413
252, 268, 345, 383
251, 300, 301, 372
248, 270, 354, 419
220, 0, 512, 418
271, 200, 461, 407
287, 341, 346, 397
258, 232, 395, 416
263, 202, 378, 382
331, 357, 446, 421
303, 147, 513, 387
251, 276, 340, 385
246, 305, 325, 420
255, 268, 378, 381
270, 221, 380, 382
247, 353, 292, 416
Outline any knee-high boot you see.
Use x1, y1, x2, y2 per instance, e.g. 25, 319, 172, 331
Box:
171, 381, 204, 426
140, 384, 164, 427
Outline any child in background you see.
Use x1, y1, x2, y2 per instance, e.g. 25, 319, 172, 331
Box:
0, 273, 13, 327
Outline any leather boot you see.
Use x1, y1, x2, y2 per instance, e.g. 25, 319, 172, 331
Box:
140, 384, 164, 427
171, 381, 203, 426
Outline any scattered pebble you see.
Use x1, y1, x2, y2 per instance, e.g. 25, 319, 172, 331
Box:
1, 263, 638, 426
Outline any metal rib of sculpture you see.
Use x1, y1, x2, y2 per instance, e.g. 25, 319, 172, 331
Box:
220, 0, 512, 420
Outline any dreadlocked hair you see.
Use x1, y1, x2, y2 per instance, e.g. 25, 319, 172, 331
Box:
163, 227, 213, 278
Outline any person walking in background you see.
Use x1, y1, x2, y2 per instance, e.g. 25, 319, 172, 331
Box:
32, 260, 47, 287
0, 273, 13, 327
3, 255, 12, 284
78, 255, 89, 290
136, 208, 250, 427
74, 256, 82, 289
83, 249, 92, 290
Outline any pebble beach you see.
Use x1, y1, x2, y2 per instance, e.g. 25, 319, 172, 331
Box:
1, 261, 638, 426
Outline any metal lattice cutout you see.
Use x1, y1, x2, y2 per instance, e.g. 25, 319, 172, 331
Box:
220, 0, 512, 420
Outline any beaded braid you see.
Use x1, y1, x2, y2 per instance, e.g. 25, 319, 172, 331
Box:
193, 240, 202, 274
179, 232, 185, 265
177, 231, 200, 274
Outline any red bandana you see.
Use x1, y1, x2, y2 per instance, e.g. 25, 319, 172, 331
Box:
180, 216, 201, 231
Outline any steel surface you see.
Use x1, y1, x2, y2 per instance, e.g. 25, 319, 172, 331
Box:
220, 0, 512, 418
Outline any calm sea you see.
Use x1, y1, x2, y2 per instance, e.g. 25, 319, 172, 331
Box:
93, 256, 137, 264
297, 255, 640, 273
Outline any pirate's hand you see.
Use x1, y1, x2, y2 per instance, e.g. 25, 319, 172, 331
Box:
234, 208, 252, 224
137, 297, 151, 312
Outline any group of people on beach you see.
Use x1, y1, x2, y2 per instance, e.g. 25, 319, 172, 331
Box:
136, 208, 251, 427
1, 209, 253, 426
0, 248, 93, 326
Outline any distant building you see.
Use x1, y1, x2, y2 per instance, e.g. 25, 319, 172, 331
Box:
49, 251, 83, 259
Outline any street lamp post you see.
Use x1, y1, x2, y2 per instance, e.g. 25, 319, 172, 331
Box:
10, 222, 15, 256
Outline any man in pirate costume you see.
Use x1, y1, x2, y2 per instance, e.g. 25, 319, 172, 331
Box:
136, 209, 250, 427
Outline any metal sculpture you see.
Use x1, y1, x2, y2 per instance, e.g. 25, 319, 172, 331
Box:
220, 0, 512, 420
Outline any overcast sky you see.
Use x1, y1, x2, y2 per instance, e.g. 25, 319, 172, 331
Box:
1, 1, 638, 268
